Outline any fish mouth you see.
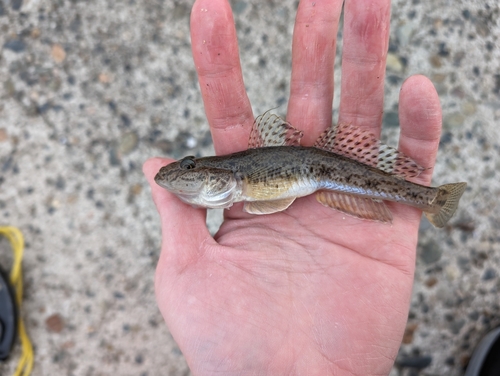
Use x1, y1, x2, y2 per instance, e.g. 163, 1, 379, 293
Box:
154, 166, 206, 198
154, 172, 171, 190
154, 178, 200, 196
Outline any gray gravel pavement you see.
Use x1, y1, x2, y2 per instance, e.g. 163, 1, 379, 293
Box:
1, 0, 499, 375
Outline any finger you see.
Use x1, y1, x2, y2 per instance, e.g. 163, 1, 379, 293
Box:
191, 0, 254, 155
287, 0, 343, 145
338, 0, 391, 136
398, 75, 442, 185
393, 75, 442, 225
142, 158, 211, 271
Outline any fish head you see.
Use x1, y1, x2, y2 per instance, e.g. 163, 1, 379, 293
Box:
154, 156, 240, 209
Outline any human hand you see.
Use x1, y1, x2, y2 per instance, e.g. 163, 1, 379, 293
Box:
143, 0, 442, 374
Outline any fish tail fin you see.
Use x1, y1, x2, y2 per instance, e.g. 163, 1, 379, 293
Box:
424, 182, 467, 228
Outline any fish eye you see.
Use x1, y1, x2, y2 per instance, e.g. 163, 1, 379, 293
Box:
180, 157, 196, 170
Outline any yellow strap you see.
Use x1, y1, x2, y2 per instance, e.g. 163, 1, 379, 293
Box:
0, 226, 33, 376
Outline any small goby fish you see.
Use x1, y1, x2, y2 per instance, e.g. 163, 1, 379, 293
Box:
155, 112, 467, 228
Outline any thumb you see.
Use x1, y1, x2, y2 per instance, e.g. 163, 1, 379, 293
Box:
143, 157, 212, 276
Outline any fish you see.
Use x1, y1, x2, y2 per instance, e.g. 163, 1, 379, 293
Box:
155, 112, 467, 228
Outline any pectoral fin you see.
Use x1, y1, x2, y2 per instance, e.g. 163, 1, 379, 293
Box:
316, 191, 393, 223
244, 198, 296, 215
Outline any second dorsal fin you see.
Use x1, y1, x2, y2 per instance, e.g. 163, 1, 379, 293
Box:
249, 112, 303, 148
314, 122, 425, 179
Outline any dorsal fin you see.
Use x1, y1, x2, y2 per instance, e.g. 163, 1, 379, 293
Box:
314, 122, 424, 178
249, 112, 303, 148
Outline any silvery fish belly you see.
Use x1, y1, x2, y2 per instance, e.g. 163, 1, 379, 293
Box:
155, 112, 467, 228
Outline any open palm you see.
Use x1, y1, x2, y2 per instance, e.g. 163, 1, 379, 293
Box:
143, 0, 443, 374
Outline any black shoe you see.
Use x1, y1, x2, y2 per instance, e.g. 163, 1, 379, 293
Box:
0, 266, 17, 360
465, 327, 500, 376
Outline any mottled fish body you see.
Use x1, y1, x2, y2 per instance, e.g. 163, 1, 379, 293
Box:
155, 113, 466, 228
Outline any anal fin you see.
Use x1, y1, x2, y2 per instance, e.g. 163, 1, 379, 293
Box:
316, 191, 393, 223
244, 198, 296, 215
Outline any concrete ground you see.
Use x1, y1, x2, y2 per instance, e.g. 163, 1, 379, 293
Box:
0, 0, 499, 375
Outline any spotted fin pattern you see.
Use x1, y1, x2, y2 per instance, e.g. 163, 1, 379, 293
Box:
314, 123, 425, 179
249, 112, 303, 148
